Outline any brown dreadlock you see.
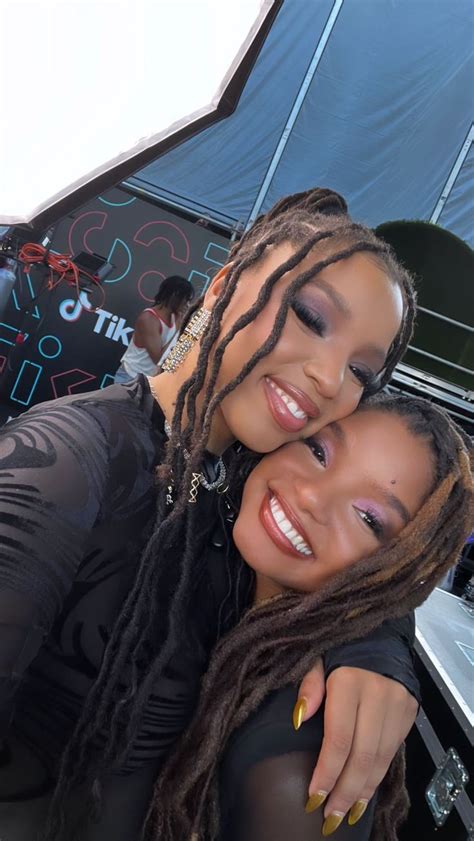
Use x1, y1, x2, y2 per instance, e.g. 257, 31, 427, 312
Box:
43, 189, 418, 839
150, 394, 473, 841
151, 395, 474, 841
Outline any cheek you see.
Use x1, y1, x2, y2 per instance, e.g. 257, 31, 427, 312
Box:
232, 505, 256, 564
231, 514, 247, 558
311, 385, 361, 430
316, 517, 377, 582
337, 387, 361, 418
233, 472, 265, 548
232, 499, 273, 580
215, 306, 282, 386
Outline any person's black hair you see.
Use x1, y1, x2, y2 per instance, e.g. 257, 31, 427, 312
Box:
154, 275, 194, 306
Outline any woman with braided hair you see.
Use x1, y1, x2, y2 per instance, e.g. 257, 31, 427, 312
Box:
0, 188, 419, 840
152, 395, 473, 841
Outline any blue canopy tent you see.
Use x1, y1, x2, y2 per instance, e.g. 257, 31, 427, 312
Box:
128, 0, 473, 246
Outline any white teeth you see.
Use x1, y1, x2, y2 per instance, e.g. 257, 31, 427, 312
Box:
269, 496, 312, 556
267, 379, 307, 420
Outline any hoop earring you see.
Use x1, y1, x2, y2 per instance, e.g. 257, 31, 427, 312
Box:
161, 307, 211, 373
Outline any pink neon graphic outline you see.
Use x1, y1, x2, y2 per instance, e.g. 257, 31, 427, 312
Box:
133, 221, 190, 263
68, 211, 108, 256
137, 270, 166, 303
50, 369, 97, 399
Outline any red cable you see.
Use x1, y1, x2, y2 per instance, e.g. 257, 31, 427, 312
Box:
18, 243, 106, 311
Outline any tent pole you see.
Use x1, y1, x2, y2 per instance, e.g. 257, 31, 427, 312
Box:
430, 123, 474, 224
244, 0, 344, 231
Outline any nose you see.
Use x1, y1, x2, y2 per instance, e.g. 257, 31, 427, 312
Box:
293, 475, 330, 526
303, 351, 345, 401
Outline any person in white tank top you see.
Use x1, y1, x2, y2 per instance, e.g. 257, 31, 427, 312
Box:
114, 275, 194, 383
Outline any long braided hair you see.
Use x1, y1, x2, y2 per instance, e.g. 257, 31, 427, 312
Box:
43, 189, 417, 838
150, 395, 474, 841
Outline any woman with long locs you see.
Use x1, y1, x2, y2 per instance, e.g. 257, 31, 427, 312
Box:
0, 189, 423, 839
152, 395, 473, 841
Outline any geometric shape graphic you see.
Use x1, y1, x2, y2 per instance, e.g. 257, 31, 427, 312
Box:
187, 241, 230, 295
100, 374, 115, 389
20, 272, 42, 318
134, 221, 190, 264
188, 269, 214, 295
10, 272, 41, 319
104, 237, 133, 284
0, 322, 26, 347
10, 289, 21, 312
455, 640, 474, 667
68, 210, 108, 257
459, 601, 474, 620
204, 241, 230, 266
50, 369, 96, 399
137, 270, 166, 302
38, 334, 63, 359
10, 360, 43, 406
98, 195, 137, 207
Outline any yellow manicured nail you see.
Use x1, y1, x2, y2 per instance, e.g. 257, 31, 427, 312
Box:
304, 791, 327, 813
322, 812, 344, 836
292, 697, 307, 731
348, 799, 368, 826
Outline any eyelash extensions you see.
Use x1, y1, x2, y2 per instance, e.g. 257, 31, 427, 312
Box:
305, 436, 327, 466
291, 299, 327, 336
291, 300, 376, 390
355, 506, 384, 539
350, 364, 376, 390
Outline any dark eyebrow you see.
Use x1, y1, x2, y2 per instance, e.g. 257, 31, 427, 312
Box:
330, 421, 411, 525
376, 485, 411, 526
330, 421, 346, 443
312, 281, 387, 370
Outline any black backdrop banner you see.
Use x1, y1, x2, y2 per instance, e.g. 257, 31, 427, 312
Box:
0, 187, 231, 415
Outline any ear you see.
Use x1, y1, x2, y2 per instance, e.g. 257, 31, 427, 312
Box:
203, 263, 234, 310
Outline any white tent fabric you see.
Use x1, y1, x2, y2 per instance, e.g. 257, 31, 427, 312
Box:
0, 0, 276, 228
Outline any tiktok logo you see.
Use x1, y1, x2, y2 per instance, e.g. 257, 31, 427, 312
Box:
92, 310, 133, 345
59, 293, 133, 346
59, 291, 93, 322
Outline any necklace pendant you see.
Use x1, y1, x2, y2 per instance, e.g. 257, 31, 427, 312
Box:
188, 472, 201, 504
166, 483, 174, 506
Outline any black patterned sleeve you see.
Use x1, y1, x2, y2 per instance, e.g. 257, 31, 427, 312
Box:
324, 614, 420, 704
0, 402, 109, 737
220, 687, 376, 841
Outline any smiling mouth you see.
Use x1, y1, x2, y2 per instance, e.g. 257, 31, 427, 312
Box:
259, 492, 314, 558
264, 377, 319, 433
